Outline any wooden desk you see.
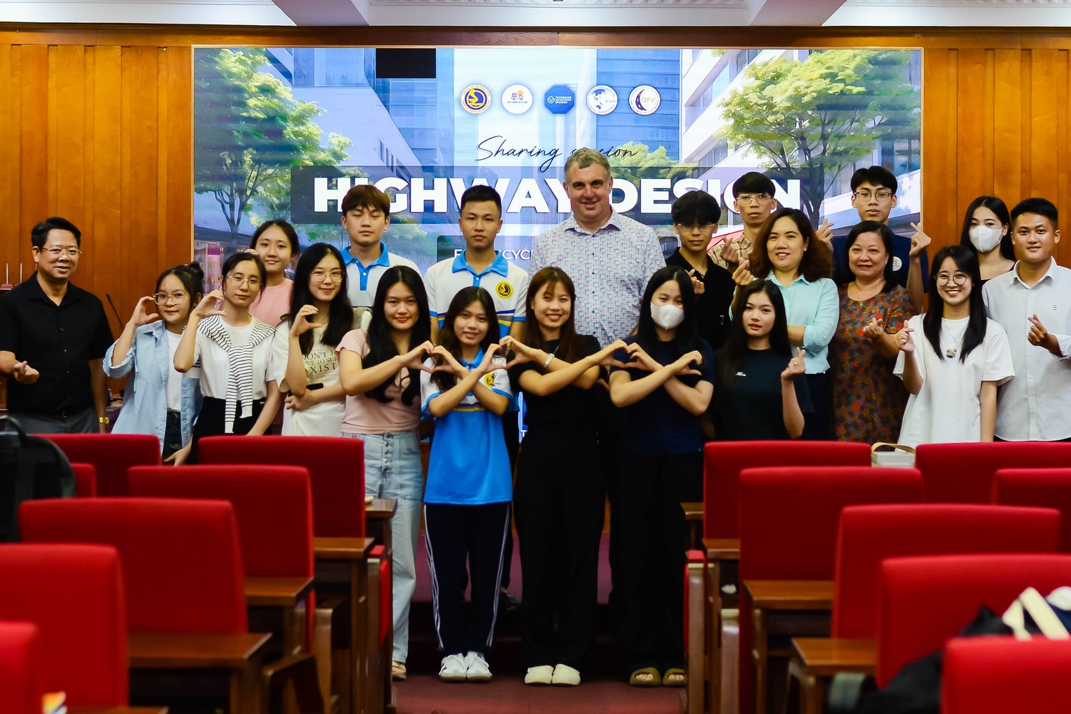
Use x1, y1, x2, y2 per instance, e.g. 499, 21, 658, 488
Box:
129, 631, 270, 714
787, 638, 876, 714
70, 708, 169, 714
682, 501, 703, 551
314, 537, 373, 714
365, 498, 397, 558
700, 538, 740, 714
245, 576, 314, 658
245, 576, 314, 608
745, 580, 833, 714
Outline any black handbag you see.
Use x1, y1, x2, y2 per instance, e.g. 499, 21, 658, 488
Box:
0, 415, 76, 542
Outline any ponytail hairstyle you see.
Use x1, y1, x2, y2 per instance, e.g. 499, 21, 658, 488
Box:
432, 286, 498, 392
363, 265, 431, 405
634, 266, 700, 356
287, 242, 353, 356
155, 261, 205, 307
717, 280, 790, 388
521, 267, 586, 363
923, 245, 987, 363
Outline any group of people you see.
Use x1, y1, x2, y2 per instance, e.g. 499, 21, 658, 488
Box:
2, 149, 1070, 691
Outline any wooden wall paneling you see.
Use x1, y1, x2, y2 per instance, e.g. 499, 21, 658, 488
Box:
52, 45, 87, 229
956, 48, 987, 234
19, 45, 48, 264
164, 46, 193, 272
90, 45, 122, 323
0, 44, 20, 285
993, 48, 1022, 204
982, 49, 995, 191
1057, 50, 1070, 268
1028, 50, 1059, 200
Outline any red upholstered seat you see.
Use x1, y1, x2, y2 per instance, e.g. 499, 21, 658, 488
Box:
42, 434, 161, 496
20, 498, 247, 634
943, 637, 1071, 714
198, 436, 365, 538
0, 621, 46, 714
70, 462, 97, 497
877, 554, 1071, 687
703, 441, 870, 539
832, 504, 1061, 639
993, 468, 1071, 552
0, 544, 128, 706
915, 441, 1071, 504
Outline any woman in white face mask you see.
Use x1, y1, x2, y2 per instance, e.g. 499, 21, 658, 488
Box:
607, 266, 714, 688
959, 196, 1015, 284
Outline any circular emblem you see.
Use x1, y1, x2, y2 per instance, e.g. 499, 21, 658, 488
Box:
462, 85, 490, 114
586, 85, 619, 115
892, 256, 903, 272
495, 281, 513, 298
484, 373, 496, 387
629, 85, 661, 115
501, 84, 533, 115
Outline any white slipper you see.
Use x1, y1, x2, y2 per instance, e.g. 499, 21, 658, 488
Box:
552, 663, 581, 686
525, 665, 554, 685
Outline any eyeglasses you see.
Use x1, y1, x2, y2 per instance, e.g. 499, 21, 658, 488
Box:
154, 292, 188, 305
225, 274, 260, 288
737, 193, 771, 204
853, 190, 894, 201
42, 247, 82, 258
936, 272, 970, 287
311, 269, 344, 282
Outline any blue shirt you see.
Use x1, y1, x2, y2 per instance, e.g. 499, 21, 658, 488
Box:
102, 321, 202, 452
420, 349, 513, 505
766, 275, 840, 374
343, 242, 419, 311
831, 233, 929, 291
424, 251, 529, 339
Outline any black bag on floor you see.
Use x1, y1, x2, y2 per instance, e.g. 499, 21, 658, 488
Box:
0, 415, 76, 542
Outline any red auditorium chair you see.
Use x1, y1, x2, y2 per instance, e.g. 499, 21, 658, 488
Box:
198, 435, 389, 714
787, 504, 1062, 714
19, 498, 272, 713
42, 433, 160, 496
0, 621, 46, 714
914, 441, 1071, 504
943, 637, 1071, 714
687, 441, 870, 714
0, 543, 160, 711
993, 468, 1071, 552
128, 465, 316, 656
737, 466, 922, 714
877, 554, 1071, 688
70, 462, 97, 497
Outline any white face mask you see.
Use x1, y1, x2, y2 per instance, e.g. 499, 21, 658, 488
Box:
650, 302, 685, 330
969, 225, 1004, 253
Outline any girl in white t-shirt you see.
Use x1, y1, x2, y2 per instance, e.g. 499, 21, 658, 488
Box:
894, 245, 1014, 447
174, 252, 281, 461
336, 265, 434, 681
271, 243, 354, 436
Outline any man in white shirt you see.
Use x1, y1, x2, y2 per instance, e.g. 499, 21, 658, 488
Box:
341, 184, 418, 325
983, 197, 1071, 441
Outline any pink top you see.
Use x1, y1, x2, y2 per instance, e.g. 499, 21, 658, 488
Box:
250, 279, 292, 327
336, 330, 421, 434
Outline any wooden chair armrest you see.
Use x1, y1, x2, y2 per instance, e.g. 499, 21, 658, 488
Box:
792, 637, 876, 677
69, 708, 170, 714
245, 576, 314, 607
744, 580, 834, 610
702, 537, 740, 561
366, 498, 397, 519
313, 537, 374, 561
681, 501, 704, 521
263, 651, 327, 714
128, 632, 272, 669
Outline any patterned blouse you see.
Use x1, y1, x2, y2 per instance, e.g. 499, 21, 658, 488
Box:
829, 284, 914, 443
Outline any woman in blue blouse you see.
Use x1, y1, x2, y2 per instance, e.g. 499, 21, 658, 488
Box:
103, 263, 204, 463
732, 208, 838, 439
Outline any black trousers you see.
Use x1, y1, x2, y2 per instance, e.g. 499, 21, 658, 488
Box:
500, 414, 520, 590
593, 387, 628, 606
614, 451, 703, 675
514, 428, 605, 671
188, 397, 265, 464
802, 371, 832, 441
424, 501, 511, 656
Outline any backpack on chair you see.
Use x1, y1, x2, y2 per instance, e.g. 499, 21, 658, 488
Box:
0, 415, 76, 542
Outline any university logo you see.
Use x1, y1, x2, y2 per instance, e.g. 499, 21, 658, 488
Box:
629, 85, 661, 115
462, 85, 491, 114
586, 85, 618, 115
496, 281, 513, 298
501, 84, 533, 115
484, 373, 496, 387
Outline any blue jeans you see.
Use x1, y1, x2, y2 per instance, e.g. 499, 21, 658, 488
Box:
343, 430, 424, 663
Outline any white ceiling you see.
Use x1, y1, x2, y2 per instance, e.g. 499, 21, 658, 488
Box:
1, 0, 1071, 29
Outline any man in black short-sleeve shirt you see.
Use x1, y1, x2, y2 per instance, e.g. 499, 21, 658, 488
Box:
0, 217, 114, 433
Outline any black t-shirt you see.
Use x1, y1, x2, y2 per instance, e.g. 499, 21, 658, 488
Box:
665, 249, 735, 351
712, 347, 812, 441
509, 334, 601, 432
610, 337, 715, 455
0, 275, 114, 415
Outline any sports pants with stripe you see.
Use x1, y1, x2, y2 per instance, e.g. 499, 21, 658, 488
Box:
424, 501, 511, 656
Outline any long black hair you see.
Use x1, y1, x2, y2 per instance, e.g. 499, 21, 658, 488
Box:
844, 221, 897, 292
924, 245, 986, 363
521, 267, 586, 363
287, 243, 353, 356
433, 286, 499, 392
959, 196, 1015, 262
717, 281, 791, 388
363, 266, 431, 405
635, 266, 700, 355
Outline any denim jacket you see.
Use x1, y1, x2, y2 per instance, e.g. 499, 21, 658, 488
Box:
103, 321, 202, 451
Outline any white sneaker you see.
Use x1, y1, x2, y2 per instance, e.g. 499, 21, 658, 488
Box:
439, 653, 467, 682
464, 651, 492, 682
525, 665, 554, 685
552, 663, 581, 686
